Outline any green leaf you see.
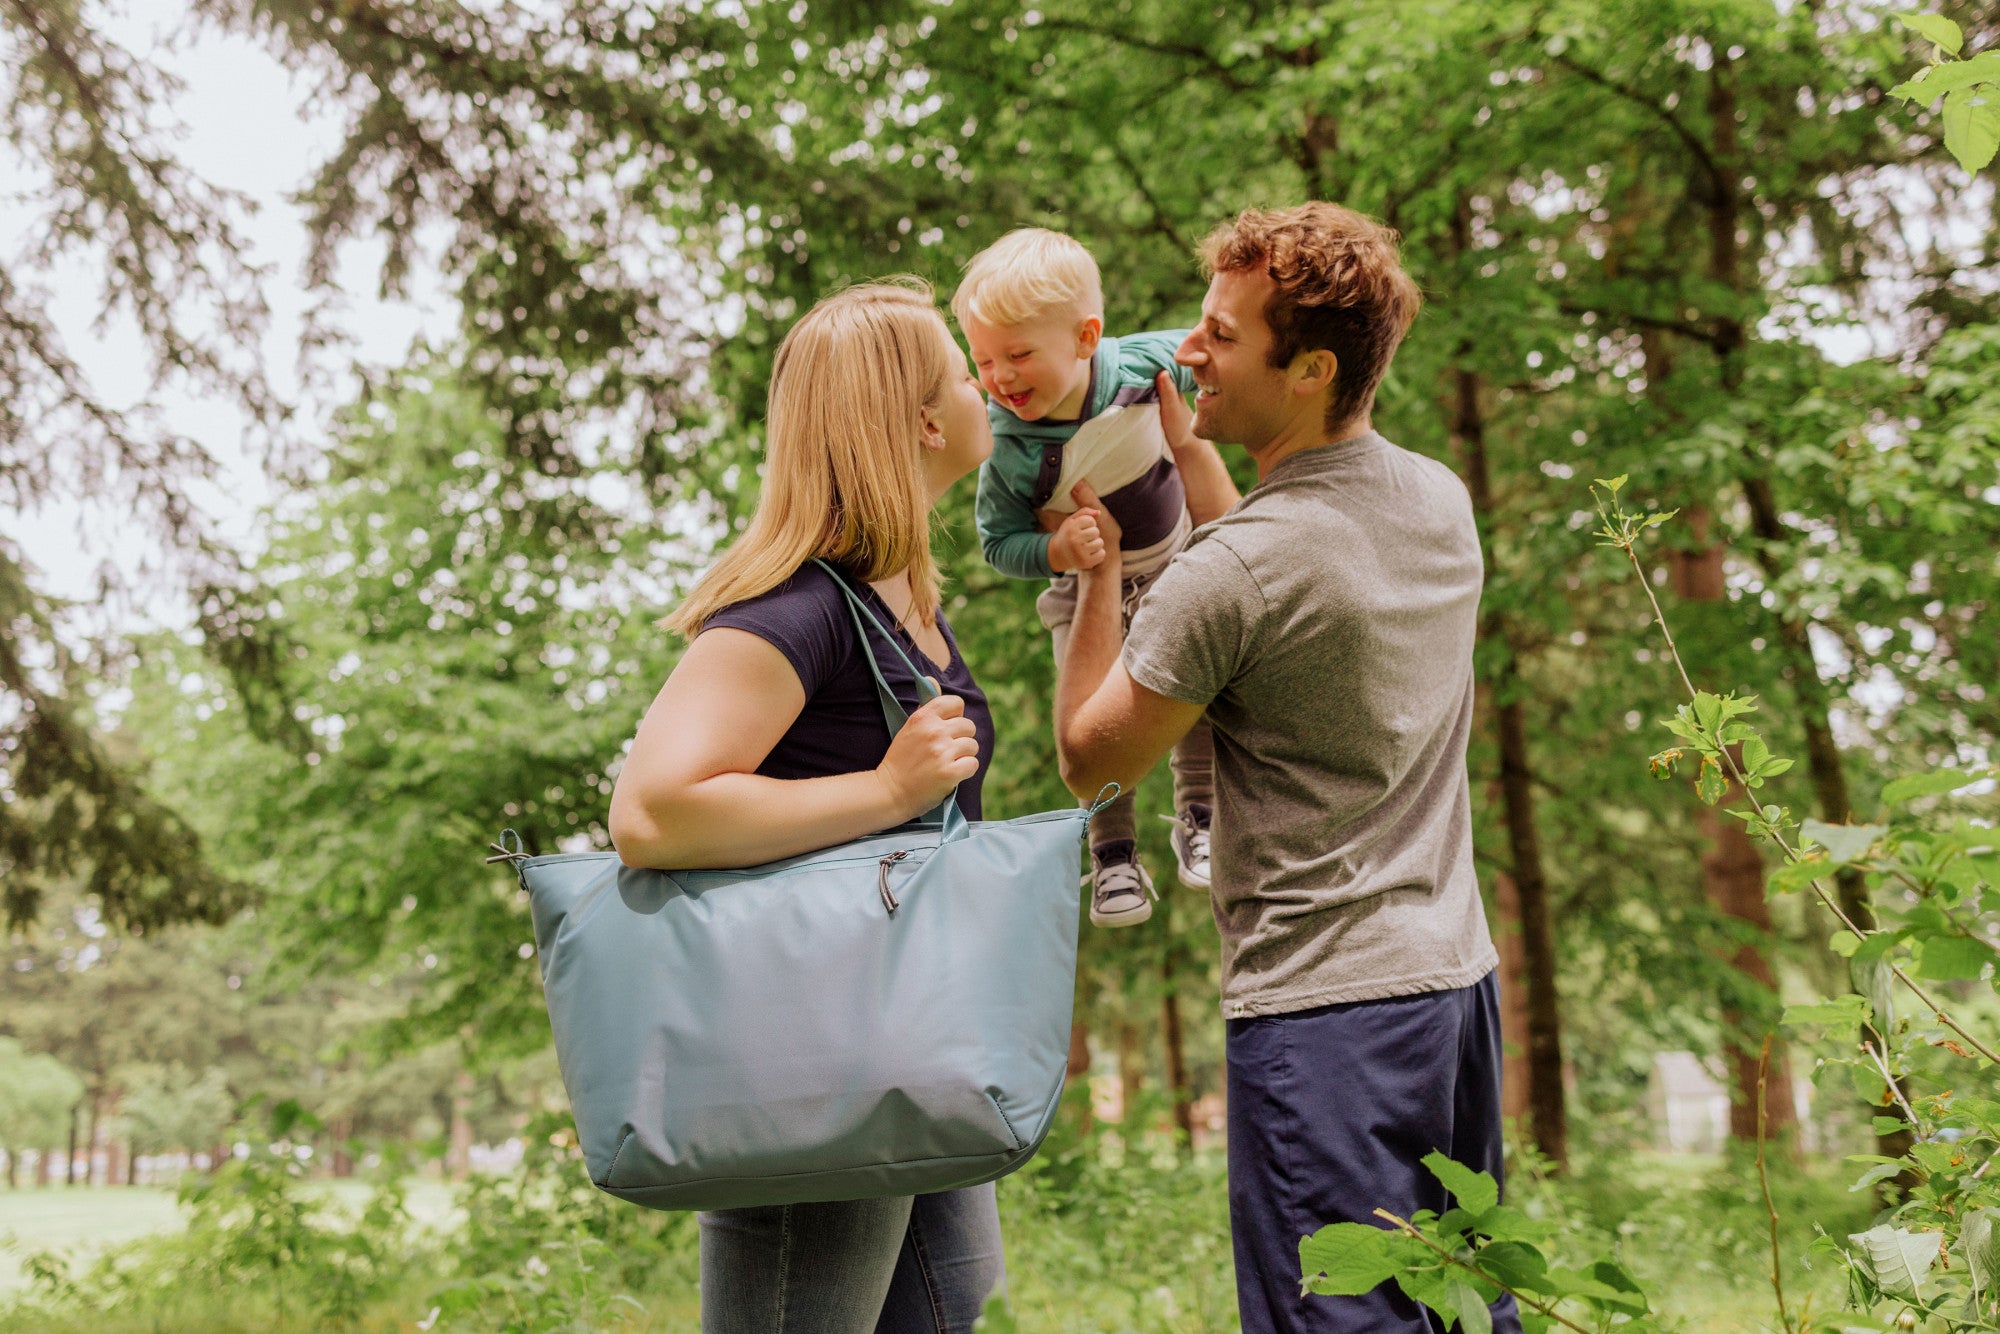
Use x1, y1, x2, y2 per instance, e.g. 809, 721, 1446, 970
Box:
1801, 820, 1886, 866
1299, 1222, 1402, 1297
1895, 12, 1965, 56
1396, 1263, 1458, 1318
1883, 766, 1994, 805
1470, 1206, 1550, 1244
1890, 50, 2000, 101
1854, 954, 1896, 1033
1540, 1267, 1649, 1313
1450, 1281, 1493, 1334
1477, 1241, 1549, 1291
1783, 993, 1870, 1042
1423, 1152, 1500, 1215
1850, 1160, 1909, 1193
1965, 1209, 1998, 1297
1917, 935, 1991, 981
1848, 1225, 1941, 1300
1943, 86, 2000, 172
1585, 1260, 1649, 1314
1696, 762, 1729, 806
1872, 1116, 1909, 1135
1829, 930, 1863, 958
1768, 859, 1823, 895
1594, 474, 1627, 495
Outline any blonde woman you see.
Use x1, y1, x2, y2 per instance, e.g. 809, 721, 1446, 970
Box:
608, 280, 1003, 1332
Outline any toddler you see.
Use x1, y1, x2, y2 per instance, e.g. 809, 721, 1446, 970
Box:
953, 228, 1214, 929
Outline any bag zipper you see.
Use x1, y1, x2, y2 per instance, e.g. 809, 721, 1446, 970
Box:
878, 850, 911, 916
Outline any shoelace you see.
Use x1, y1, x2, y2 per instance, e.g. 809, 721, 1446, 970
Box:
1160, 812, 1211, 863
1090, 859, 1156, 905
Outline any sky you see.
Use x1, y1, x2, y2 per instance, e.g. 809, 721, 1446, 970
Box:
8, 5, 454, 622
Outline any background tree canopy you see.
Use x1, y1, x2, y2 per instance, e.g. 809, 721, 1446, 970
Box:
3, 0, 1999, 1328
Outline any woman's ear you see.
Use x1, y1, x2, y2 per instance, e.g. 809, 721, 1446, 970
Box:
918, 408, 948, 453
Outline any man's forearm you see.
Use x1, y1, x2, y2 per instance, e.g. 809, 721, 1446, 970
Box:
1054, 558, 1125, 789
1173, 438, 1241, 526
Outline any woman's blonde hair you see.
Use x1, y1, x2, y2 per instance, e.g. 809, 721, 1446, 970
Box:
666, 279, 955, 638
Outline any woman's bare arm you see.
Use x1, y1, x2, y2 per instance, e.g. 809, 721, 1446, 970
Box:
608, 628, 978, 869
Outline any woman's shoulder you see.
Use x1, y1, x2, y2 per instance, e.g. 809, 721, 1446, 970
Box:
702, 564, 858, 689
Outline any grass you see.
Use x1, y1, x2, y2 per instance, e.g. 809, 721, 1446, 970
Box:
0, 1138, 1874, 1332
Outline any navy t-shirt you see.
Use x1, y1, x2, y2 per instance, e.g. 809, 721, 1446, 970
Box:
703, 563, 994, 820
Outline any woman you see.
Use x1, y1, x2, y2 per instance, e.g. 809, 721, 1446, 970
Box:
608, 279, 1003, 1333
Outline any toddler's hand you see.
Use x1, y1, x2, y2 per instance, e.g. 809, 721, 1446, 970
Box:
1069, 482, 1123, 552
1049, 506, 1106, 572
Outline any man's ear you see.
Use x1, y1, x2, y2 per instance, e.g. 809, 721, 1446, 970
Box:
1291, 348, 1338, 399
1074, 314, 1104, 359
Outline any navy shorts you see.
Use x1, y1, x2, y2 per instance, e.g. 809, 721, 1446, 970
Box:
1225, 971, 1523, 1334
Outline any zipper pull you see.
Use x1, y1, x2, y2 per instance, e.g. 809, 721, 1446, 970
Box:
878, 850, 910, 915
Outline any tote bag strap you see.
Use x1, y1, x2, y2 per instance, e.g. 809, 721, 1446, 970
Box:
811, 560, 970, 843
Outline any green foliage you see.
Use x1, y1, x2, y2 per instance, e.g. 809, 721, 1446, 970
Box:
113, 1064, 234, 1160
1890, 14, 2000, 171
1302, 1154, 1656, 1333
0, 1038, 83, 1160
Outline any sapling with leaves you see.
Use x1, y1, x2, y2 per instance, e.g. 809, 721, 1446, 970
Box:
1596, 475, 2000, 1331
1298, 478, 1997, 1331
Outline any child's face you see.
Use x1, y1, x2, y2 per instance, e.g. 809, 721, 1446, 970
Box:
961, 308, 1101, 422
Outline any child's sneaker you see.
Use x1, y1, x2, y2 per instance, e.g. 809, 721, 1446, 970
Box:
1086, 840, 1155, 927
1162, 804, 1212, 889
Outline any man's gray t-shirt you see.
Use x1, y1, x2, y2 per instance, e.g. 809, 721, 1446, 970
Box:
1122, 432, 1498, 1018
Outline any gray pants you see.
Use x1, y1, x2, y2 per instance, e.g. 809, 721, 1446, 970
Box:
699, 1184, 1005, 1333
1038, 567, 1214, 848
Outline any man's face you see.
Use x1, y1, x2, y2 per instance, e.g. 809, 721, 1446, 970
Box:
1176, 268, 1292, 450
961, 308, 1097, 422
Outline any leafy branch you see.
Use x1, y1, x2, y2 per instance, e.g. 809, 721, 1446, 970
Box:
1888, 12, 2000, 173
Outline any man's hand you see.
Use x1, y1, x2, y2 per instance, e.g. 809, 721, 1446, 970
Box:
1156, 369, 1197, 451
1047, 505, 1107, 572
1156, 370, 1240, 524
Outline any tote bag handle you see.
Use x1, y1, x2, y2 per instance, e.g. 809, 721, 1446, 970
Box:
812, 560, 971, 844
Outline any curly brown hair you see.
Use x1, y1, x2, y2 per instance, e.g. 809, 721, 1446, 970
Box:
1200, 203, 1422, 429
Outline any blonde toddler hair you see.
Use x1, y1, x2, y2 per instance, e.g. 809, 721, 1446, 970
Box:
950, 228, 1103, 329
666, 279, 952, 637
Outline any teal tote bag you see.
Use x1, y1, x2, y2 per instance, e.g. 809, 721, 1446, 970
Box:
495, 562, 1105, 1212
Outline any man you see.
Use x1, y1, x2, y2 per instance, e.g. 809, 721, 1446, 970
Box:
1054, 202, 1518, 1334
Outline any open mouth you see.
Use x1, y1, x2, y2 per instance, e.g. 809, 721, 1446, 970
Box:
1004, 391, 1032, 409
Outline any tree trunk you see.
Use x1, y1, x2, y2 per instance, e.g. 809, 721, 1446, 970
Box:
65, 1103, 78, 1186
1700, 789, 1799, 1152
126, 1144, 138, 1187
1494, 872, 1534, 1127
1117, 1023, 1144, 1126
329, 1115, 355, 1179
5, 1147, 16, 1189
36, 1147, 51, 1187
446, 1069, 474, 1180
1445, 288, 1568, 1167
1161, 973, 1194, 1154
1067, 1020, 1093, 1134
85, 1093, 102, 1186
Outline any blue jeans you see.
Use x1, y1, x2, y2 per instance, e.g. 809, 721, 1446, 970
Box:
1226, 972, 1522, 1333
699, 1184, 1006, 1333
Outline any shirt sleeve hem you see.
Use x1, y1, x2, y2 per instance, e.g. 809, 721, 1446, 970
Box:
1123, 648, 1215, 706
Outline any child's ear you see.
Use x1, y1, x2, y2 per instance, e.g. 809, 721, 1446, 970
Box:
1074, 315, 1103, 359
